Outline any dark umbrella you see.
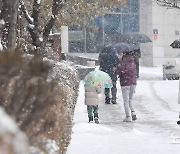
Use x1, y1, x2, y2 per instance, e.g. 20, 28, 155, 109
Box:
112, 42, 140, 53
96, 44, 105, 52
170, 39, 180, 48
118, 33, 152, 44
101, 46, 112, 53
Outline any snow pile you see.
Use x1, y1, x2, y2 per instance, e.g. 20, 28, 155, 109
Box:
44, 139, 59, 154
0, 107, 28, 154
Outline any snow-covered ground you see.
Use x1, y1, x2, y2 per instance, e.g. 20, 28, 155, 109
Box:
67, 66, 180, 154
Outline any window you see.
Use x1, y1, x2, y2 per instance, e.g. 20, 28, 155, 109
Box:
104, 14, 121, 34
122, 14, 139, 33
68, 0, 139, 53
130, 0, 139, 13
113, 0, 139, 13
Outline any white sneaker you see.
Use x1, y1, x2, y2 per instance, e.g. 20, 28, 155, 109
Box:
123, 116, 132, 122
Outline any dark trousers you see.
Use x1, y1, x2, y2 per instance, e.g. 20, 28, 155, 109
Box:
87, 105, 98, 118
105, 79, 117, 101
135, 59, 140, 78
136, 62, 139, 78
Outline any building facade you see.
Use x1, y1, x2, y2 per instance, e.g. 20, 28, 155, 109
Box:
68, 0, 180, 66
140, 0, 180, 66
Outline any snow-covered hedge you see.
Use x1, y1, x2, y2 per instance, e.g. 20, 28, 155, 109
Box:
0, 51, 80, 153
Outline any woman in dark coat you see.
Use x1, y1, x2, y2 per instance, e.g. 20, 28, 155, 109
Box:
98, 46, 119, 104
133, 49, 141, 78
116, 52, 137, 122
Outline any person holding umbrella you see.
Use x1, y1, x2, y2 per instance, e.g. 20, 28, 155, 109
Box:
84, 84, 102, 124
175, 59, 180, 125
84, 70, 113, 123
116, 50, 137, 122
117, 33, 152, 79
98, 45, 119, 104
169, 41, 180, 124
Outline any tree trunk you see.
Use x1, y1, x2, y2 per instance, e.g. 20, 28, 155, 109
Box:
1, 0, 19, 50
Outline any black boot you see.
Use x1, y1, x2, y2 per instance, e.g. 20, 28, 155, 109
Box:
177, 120, 180, 125
111, 99, 117, 104
105, 97, 110, 104
177, 115, 180, 124
89, 116, 93, 123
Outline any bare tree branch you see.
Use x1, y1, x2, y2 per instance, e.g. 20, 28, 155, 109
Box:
43, 0, 64, 40
20, 1, 34, 24
19, 0, 126, 53
156, 0, 180, 9
31, 0, 40, 27
20, 0, 42, 48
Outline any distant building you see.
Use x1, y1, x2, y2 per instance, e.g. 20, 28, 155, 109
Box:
140, 0, 180, 66
68, 0, 180, 66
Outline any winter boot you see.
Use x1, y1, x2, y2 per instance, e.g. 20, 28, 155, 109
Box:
111, 99, 117, 104
131, 111, 137, 121
94, 113, 98, 119
89, 116, 93, 123
94, 117, 99, 124
105, 97, 110, 104
123, 116, 132, 122
94, 113, 99, 124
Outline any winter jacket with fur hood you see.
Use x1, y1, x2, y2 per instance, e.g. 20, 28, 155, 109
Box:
84, 85, 102, 106
117, 54, 137, 86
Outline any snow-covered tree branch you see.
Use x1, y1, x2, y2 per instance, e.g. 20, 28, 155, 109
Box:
19, 0, 65, 52
43, 0, 64, 44
0, 0, 126, 52
156, 0, 180, 9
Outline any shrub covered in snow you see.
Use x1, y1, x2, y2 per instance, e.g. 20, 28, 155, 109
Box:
0, 50, 80, 153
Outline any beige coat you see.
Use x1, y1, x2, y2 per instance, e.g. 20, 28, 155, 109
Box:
84, 85, 102, 106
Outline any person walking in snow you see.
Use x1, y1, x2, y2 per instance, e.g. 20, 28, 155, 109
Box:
116, 51, 137, 122
98, 46, 119, 104
133, 49, 141, 79
177, 75, 180, 125
175, 59, 180, 124
84, 84, 102, 124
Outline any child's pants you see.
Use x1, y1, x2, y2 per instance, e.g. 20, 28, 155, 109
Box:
87, 105, 98, 118
121, 85, 136, 117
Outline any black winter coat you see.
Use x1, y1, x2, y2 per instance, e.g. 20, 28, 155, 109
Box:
98, 51, 119, 80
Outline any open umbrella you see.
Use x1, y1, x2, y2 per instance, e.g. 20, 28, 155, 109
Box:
112, 42, 140, 53
83, 70, 112, 88
101, 45, 114, 53
170, 39, 180, 48
118, 33, 152, 44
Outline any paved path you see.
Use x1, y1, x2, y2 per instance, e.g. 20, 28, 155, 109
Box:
67, 78, 180, 154
99, 79, 180, 142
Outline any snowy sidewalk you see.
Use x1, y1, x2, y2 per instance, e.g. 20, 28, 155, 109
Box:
67, 67, 180, 154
